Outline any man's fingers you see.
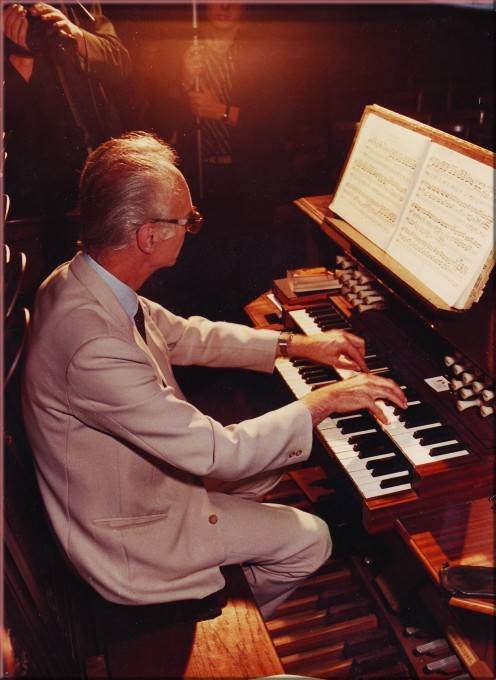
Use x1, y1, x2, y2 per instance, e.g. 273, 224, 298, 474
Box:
333, 356, 360, 371
344, 342, 369, 373
345, 332, 366, 350
4, 5, 28, 47
372, 376, 408, 410
368, 399, 389, 424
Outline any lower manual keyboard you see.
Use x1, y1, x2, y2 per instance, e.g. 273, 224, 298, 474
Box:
274, 303, 471, 499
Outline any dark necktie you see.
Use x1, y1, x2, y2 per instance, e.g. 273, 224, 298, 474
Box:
134, 303, 147, 343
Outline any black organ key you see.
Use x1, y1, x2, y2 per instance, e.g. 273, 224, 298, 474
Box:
395, 387, 420, 405
368, 458, 409, 476
429, 442, 467, 457
310, 311, 342, 322
399, 404, 437, 424
348, 432, 387, 447
320, 322, 351, 331
371, 369, 403, 383
380, 472, 411, 489
299, 366, 335, 377
306, 374, 337, 385
291, 358, 314, 367
366, 357, 389, 369
417, 427, 457, 446
353, 443, 394, 460
338, 416, 377, 435
308, 306, 340, 318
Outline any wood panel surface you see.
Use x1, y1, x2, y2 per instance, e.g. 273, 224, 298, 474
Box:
396, 497, 495, 616
105, 565, 284, 679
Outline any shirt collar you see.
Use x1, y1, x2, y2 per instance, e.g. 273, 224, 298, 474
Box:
83, 253, 139, 318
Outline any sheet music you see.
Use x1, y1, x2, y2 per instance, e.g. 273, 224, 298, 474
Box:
330, 113, 430, 250
388, 143, 494, 307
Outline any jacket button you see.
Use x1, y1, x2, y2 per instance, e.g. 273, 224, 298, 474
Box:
208, 514, 218, 525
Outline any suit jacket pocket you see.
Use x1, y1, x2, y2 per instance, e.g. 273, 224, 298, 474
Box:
92, 512, 168, 530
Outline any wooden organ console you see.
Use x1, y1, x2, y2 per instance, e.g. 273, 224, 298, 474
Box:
245, 194, 495, 679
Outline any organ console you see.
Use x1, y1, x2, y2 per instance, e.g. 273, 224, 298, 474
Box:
245, 192, 495, 678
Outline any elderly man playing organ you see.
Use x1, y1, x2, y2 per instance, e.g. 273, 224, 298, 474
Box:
22, 131, 407, 619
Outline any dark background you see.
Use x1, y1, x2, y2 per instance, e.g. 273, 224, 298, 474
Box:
107, 2, 494, 198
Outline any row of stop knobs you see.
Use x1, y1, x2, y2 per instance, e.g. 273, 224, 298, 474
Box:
444, 355, 494, 418
335, 256, 387, 312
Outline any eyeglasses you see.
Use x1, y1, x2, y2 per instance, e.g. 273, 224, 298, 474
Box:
150, 207, 204, 234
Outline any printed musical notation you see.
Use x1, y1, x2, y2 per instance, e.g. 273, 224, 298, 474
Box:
329, 109, 494, 309
330, 113, 430, 249
388, 143, 494, 307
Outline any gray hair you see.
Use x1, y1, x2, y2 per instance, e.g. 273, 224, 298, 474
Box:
78, 131, 180, 252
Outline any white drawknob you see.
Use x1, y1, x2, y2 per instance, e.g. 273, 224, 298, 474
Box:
452, 363, 465, 376
481, 389, 495, 402
357, 288, 376, 300
341, 272, 358, 283
456, 398, 481, 411
357, 302, 385, 313
461, 371, 476, 385
471, 381, 485, 394
459, 387, 474, 399
363, 295, 385, 304
450, 379, 464, 391
352, 283, 374, 293
480, 404, 494, 418
444, 355, 457, 367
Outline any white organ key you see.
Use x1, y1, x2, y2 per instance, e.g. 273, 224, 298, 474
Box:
290, 309, 321, 335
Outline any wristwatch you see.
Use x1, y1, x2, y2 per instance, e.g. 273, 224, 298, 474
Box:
278, 331, 294, 358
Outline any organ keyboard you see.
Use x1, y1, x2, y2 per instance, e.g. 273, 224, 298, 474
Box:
276, 300, 474, 507
267, 198, 494, 533
245, 192, 494, 677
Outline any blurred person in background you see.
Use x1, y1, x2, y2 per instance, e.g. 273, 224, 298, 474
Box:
151, 3, 291, 322
3, 2, 130, 270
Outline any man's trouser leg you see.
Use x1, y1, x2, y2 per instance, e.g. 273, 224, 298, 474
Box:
209, 490, 332, 620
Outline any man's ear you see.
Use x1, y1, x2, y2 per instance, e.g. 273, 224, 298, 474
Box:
135, 223, 156, 254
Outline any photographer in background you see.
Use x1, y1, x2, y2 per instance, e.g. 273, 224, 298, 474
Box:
3, 2, 130, 269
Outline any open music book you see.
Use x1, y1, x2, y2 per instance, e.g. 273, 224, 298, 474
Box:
329, 105, 494, 310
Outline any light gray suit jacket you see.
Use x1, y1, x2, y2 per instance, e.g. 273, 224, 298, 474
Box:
22, 253, 312, 604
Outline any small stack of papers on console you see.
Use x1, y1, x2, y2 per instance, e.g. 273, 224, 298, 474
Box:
288, 267, 341, 293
